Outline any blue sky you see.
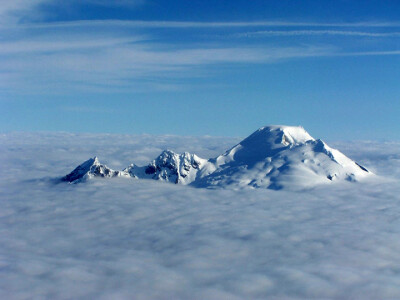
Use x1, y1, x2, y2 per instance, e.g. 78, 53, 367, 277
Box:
1, 0, 399, 140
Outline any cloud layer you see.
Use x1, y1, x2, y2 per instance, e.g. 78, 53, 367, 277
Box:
1, 133, 400, 298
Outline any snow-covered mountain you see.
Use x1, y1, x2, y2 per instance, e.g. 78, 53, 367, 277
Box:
62, 156, 129, 183
193, 125, 371, 190
62, 125, 371, 189
123, 150, 211, 184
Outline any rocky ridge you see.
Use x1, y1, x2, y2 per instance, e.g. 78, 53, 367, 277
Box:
62, 125, 371, 189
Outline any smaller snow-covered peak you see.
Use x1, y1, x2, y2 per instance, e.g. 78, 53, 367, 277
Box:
62, 157, 128, 183
62, 157, 98, 183
158, 149, 176, 157
126, 150, 209, 185
155, 149, 178, 164
93, 156, 100, 165
153, 150, 204, 169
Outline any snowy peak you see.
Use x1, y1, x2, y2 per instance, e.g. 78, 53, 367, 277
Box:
62, 157, 98, 183
127, 150, 208, 184
62, 156, 128, 183
215, 125, 315, 167
195, 125, 371, 190
245, 125, 315, 148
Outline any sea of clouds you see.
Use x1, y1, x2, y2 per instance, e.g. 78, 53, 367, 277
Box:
1, 132, 400, 299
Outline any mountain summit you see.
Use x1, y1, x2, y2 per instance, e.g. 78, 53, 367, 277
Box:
123, 150, 210, 184
213, 125, 314, 167
62, 125, 371, 189
62, 156, 129, 183
194, 126, 370, 190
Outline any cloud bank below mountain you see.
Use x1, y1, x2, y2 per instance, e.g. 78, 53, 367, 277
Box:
1, 132, 400, 299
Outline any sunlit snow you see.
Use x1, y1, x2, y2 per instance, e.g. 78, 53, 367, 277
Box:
62, 126, 371, 190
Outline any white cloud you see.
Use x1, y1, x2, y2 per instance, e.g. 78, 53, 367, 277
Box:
330, 140, 400, 178
8, 19, 400, 30
0, 28, 334, 94
0, 5, 399, 95
341, 50, 400, 56
0, 36, 145, 54
235, 29, 400, 38
84, 0, 145, 6
2, 26, 398, 95
1, 133, 400, 298
0, 0, 50, 24
0, 0, 146, 26
0, 0, 43, 16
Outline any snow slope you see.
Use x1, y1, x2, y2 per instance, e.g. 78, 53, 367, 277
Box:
196, 126, 371, 189
63, 125, 371, 190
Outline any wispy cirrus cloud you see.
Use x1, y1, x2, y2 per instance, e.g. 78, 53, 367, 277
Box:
0, 37, 146, 54
339, 50, 400, 56
3, 33, 399, 96
5, 19, 400, 30
0, 0, 146, 25
0, 39, 334, 94
234, 29, 400, 38
83, 0, 145, 7
1, 17, 400, 95
1, 1, 399, 96
0, 0, 48, 24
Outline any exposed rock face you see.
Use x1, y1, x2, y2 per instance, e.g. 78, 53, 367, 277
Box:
62, 157, 129, 183
62, 125, 371, 190
124, 150, 210, 184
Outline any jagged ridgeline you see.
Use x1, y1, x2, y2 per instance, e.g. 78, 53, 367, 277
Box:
62, 125, 371, 190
